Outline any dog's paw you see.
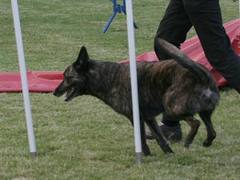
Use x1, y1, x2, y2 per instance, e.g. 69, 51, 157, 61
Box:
143, 146, 151, 156
163, 146, 174, 154
203, 140, 212, 147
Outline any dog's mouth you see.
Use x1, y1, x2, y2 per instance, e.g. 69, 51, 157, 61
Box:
64, 87, 77, 102
54, 82, 80, 102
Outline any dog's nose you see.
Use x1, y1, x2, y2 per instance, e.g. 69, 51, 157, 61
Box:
53, 91, 57, 96
53, 90, 60, 97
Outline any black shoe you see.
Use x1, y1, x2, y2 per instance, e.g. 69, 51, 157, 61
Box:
159, 124, 182, 142
146, 124, 182, 142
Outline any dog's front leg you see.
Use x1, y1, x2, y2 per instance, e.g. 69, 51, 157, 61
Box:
145, 118, 174, 154
140, 118, 151, 156
129, 116, 151, 156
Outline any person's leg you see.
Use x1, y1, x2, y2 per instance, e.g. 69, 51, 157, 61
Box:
154, 0, 192, 60
183, 0, 240, 92
152, 0, 192, 141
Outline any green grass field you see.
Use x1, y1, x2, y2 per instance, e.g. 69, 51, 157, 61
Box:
0, 0, 240, 179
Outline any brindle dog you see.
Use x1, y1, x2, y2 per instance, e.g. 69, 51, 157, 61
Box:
53, 38, 219, 155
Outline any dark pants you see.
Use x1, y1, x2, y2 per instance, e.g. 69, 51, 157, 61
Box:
154, 0, 240, 126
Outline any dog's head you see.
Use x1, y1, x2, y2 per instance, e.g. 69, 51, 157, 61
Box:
53, 46, 90, 101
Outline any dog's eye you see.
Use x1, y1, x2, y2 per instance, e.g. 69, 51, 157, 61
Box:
64, 76, 73, 83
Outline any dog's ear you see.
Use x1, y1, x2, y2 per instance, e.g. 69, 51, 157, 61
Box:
77, 46, 89, 62
74, 46, 89, 71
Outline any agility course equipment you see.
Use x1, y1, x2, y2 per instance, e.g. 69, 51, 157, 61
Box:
125, 0, 142, 164
0, 71, 63, 93
4, 0, 143, 163
0, 19, 239, 93
103, 0, 137, 33
10, 0, 37, 157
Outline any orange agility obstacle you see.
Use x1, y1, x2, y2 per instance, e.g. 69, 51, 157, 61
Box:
0, 19, 239, 93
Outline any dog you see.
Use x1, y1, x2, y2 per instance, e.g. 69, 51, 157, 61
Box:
53, 38, 219, 155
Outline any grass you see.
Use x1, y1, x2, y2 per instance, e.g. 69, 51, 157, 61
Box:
0, 0, 240, 179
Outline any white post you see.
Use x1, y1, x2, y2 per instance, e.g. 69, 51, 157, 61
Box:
11, 0, 37, 157
125, 0, 142, 164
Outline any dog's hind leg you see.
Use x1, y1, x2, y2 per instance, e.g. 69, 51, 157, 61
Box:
183, 116, 201, 148
199, 111, 216, 147
145, 118, 174, 154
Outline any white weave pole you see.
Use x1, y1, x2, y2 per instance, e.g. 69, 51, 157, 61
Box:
125, 0, 142, 164
11, 0, 37, 157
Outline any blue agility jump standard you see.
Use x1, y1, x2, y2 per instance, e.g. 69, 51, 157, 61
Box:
103, 0, 137, 33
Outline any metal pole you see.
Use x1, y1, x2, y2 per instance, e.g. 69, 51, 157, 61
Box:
125, 0, 142, 164
11, 0, 37, 157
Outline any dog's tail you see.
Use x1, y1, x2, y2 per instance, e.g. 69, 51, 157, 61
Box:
156, 38, 212, 82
